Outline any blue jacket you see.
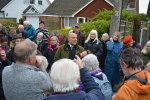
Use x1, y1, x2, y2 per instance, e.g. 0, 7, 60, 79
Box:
44, 68, 104, 100
23, 24, 36, 41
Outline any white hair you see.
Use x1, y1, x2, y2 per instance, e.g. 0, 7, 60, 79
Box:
23, 21, 30, 25
69, 30, 73, 33
101, 33, 109, 40
50, 59, 80, 93
36, 56, 48, 69
37, 32, 43, 37
18, 25, 24, 29
141, 41, 150, 54
85, 29, 99, 44
82, 54, 99, 72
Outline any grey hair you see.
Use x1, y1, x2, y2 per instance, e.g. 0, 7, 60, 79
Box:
101, 33, 109, 40
82, 54, 99, 72
18, 25, 24, 29
51, 58, 80, 93
69, 30, 74, 33
23, 21, 30, 25
52, 31, 59, 36
14, 40, 37, 63
37, 32, 43, 37
50, 36, 59, 44
36, 56, 48, 69
141, 41, 150, 54
118, 48, 143, 70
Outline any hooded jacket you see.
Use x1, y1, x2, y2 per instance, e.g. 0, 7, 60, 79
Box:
23, 24, 36, 41
115, 71, 150, 100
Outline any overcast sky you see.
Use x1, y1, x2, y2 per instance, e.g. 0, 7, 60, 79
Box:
49, 0, 149, 14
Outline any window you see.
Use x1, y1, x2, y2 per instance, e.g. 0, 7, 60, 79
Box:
77, 17, 88, 24
24, 0, 35, 4
38, 0, 42, 5
64, 17, 74, 28
30, 0, 35, 4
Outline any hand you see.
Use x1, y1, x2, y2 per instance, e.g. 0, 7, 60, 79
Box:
110, 38, 113, 42
35, 58, 43, 68
111, 95, 115, 100
73, 55, 84, 69
1, 50, 6, 61
80, 51, 87, 58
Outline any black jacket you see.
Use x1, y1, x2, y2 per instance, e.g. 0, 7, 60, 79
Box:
99, 40, 108, 62
6, 48, 15, 63
77, 31, 86, 47
16, 30, 28, 38
44, 44, 59, 70
84, 40, 103, 59
34, 40, 46, 55
0, 58, 11, 99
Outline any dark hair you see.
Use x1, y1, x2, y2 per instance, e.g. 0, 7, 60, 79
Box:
118, 48, 143, 70
9, 27, 16, 32
0, 37, 8, 43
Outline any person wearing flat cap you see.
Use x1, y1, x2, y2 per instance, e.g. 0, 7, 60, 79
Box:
73, 23, 86, 47
36, 21, 49, 46
122, 35, 142, 51
6, 34, 24, 63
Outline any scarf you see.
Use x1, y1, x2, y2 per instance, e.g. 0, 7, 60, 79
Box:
53, 88, 79, 95
36, 39, 42, 45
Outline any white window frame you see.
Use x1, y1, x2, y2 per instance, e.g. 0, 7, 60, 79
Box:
38, 0, 42, 5
77, 17, 86, 24
24, 0, 35, 4
64, 17, 74, 28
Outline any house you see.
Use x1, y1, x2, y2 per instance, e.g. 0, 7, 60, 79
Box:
0, 0, 51, 29
36, 0, 114, 29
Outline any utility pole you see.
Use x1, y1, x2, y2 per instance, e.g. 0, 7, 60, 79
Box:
110, 0, 123, 37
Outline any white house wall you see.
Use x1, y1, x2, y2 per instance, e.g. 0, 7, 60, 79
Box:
1, 0, 50, 23
0, 13, 4, 17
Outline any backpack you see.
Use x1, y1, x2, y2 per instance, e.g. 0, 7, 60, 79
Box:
92, 73, 113, 100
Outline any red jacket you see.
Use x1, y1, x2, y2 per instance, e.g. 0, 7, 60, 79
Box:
48, 35, 61, 46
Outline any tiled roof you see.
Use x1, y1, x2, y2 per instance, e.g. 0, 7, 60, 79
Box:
0, 0, 11, 10
43, 0, 91, 16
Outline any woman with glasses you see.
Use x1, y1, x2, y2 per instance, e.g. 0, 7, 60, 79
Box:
6, 34, 24, 63
44, 36, 59, 72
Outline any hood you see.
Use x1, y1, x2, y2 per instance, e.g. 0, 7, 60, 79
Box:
90, 69, 102, 79
44, 92, 86, 100
124, 71, 150, 94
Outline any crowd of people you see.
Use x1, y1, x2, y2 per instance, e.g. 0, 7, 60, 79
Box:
0, 20, 150, 100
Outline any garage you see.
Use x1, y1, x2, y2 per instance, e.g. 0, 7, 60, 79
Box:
26, 16, 39, 29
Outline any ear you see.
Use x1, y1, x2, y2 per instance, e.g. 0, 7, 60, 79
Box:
29, 57, 32, 63
77, 76, 80, 84
123, 62, 128, 69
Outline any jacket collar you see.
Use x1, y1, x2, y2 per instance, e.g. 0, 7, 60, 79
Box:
64, 42, 80, 51
48, 44, 59, 51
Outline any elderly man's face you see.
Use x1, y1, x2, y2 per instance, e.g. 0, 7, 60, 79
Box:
39, 23, 44, 30
9, 30, 16, 37
0, 24, 2, 31
18, 26, 24, 33
74, 26, 80, 34
37, 35, 43, 41
24, 24, 29, 29
68, 33, 77, 46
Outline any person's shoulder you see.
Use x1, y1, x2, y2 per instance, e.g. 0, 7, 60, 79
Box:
3, 65, 12, 74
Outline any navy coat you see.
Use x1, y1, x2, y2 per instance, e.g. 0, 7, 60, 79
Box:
104, 41, 123, 85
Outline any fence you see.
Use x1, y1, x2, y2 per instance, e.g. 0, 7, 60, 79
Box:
119, 18, 134, 41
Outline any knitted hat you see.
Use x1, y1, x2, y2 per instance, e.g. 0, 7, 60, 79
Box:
12, 34, 23, 40
123, 35, 132, 46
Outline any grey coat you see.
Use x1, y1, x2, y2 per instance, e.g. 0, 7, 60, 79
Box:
2, 63, 52, 100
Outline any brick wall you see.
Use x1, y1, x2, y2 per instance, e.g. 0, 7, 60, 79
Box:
39, 16, 64, 30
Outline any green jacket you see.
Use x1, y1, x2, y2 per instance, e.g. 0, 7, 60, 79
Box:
141, 53, 150, 66
54, 43, 91, 62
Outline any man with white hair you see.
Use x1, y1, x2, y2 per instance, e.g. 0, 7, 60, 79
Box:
44, 55, 104, 100
16, 25, 28, 38
23, 21, 36, 41
2, 40, 52, 100
54, 32, 91, 61
36, 21, 49, 46
34, 32, 46, 54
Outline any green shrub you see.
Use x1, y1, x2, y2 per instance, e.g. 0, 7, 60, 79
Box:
139, 13, 147, 21
1, 20, 19, 33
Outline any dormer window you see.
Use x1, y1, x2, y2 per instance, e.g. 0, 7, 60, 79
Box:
38, 0, 42, 5
24, 0, 35, 4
